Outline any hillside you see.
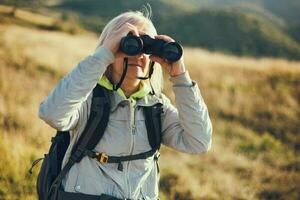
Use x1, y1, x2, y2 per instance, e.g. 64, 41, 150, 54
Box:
0, 22, 299, 200
159, 10, 300, 59
1, 0, 300, 60
179, 0, 300, 25
52, 0, 300, 60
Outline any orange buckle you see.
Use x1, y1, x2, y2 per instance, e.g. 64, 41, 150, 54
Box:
97, 153, 108, 163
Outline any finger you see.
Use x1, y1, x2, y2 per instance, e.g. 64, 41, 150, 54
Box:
114, 22, 134, 31
150, 55, 168, 65
125, 27, 147, 38
138, 30, 147, 36
114, 23, 139, 37
155, 35, 175, 42
115, 51, 128, 58
125, 23, 140, 37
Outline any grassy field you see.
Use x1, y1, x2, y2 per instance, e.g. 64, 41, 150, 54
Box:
0, 21, 299, 200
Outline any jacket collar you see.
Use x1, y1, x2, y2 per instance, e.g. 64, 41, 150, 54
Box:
106, 90, 162, 112
98, 76, 162, 112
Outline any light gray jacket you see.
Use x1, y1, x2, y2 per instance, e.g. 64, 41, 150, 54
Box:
39, 46, 212, 199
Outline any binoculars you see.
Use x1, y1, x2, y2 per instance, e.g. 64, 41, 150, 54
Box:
120, 34, 183, 62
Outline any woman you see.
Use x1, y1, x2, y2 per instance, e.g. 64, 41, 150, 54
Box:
39, 10, 212, 200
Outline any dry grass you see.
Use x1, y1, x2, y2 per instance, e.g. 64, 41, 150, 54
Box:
0, 25, 97, 75
0, 23, 299, 199
0, 5, 13, 14
184, 48, 300, 71
14, 9, 56, 27
0, 5, 55, 27
0, 4, 88, 35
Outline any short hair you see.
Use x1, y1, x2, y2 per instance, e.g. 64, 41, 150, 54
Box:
96, 8, 163, 94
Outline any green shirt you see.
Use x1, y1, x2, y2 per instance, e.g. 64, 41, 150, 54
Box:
98, 76, 151, 100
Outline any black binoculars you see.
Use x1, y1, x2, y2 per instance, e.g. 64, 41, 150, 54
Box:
120, 34, 183, 62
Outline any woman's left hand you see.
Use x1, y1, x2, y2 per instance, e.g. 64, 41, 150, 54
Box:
149, 35, 186, 77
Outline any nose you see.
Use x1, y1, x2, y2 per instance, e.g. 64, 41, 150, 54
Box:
135, 52, 145, 59
128, 53, 147, 66
131, 52, 147, 62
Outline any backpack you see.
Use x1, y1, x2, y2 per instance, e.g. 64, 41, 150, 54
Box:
30, 84, 163, 200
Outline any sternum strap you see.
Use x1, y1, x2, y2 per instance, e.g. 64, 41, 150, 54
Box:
86, 149, 157, 163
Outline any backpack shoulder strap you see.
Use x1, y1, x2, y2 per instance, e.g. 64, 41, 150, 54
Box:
143, 103, 163, 150
71, 84, 111, 160
49, 84, 111, 198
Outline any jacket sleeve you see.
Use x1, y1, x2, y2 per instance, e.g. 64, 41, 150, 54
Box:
38, 46, 114, 131
161, 71, 213, 153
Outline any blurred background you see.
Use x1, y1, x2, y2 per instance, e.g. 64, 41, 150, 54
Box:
0, 0, 299, 199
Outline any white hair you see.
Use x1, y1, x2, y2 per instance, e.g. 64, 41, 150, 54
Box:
96, 8, 163, 94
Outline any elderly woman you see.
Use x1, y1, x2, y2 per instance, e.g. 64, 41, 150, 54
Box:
38, 10, 212, 200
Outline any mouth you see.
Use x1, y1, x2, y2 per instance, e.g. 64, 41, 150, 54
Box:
128, 63, 143, 68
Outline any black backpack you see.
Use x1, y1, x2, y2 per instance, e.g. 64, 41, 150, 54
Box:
30, 84, 163, 200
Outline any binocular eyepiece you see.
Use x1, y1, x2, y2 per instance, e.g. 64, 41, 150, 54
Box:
120, 34, 183, 62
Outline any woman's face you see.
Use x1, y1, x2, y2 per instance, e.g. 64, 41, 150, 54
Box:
111, 51, 150, 83
109, 25, 152, 83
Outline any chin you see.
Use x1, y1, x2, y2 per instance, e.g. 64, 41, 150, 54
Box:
127, 68, 145, 79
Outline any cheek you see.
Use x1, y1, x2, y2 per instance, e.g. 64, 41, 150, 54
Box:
143, 56, 150, 70
112, 58, 124, 72
144, 55, 150, 63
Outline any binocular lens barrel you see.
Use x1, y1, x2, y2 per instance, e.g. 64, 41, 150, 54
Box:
120, 35, 182, 62
120, 35, 143, 56
162, 42, 183, 62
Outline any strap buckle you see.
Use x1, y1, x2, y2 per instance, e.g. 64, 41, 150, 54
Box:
97, 152, 109, 163
154, 151, 160, 160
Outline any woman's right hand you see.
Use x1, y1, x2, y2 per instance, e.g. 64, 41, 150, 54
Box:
102, 22, 141, 59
